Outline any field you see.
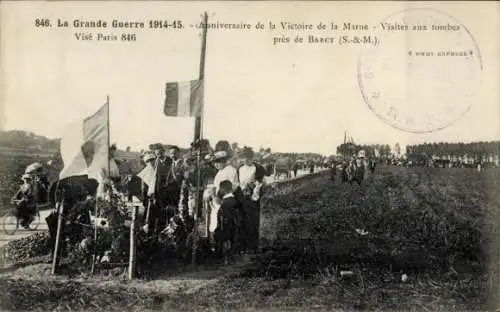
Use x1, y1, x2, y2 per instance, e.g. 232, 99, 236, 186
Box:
0, 164, 499, 311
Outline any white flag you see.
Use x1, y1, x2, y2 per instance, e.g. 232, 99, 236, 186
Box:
59, 103, 110, 182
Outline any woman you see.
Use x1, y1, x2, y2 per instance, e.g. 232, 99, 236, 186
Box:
238, 147, 266, 254
204, 141, 244, 255
12, 173, 36, 229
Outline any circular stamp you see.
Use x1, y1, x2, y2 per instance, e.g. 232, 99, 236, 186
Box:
358, 8, 483, 133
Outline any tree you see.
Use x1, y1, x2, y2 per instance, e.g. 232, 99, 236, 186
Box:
337, 142, 356, 157
126, 146, 131, 152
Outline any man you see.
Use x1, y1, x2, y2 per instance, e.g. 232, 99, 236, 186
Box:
309, 161, 315, 174
165, 145, 183, 221
150, 144, 173, 233
238, 147, 266, 254
292, 162, 299, 178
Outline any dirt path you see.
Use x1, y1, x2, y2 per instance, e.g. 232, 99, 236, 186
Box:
0, 210, 51, 248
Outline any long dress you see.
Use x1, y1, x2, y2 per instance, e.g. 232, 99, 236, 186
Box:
238, 162, 266, 253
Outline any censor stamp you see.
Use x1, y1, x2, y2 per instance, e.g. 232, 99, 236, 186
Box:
358, 8, 483, 133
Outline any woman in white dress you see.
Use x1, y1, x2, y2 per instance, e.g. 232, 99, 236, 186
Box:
204, 141, 244, 255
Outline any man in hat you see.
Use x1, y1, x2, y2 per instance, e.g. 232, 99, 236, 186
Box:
238, 147, 266, 254
12, 173, 36, 229
166, 145, 183, 205
141, 145, 172, 233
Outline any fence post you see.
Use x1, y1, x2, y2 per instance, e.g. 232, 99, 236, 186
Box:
128, 205, 137, 280
51, 202, 64, 275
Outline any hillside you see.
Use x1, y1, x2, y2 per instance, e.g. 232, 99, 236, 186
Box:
0, 130, 59, 152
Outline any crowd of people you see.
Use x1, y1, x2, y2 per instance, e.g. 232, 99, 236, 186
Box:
10, 139, 274, 263
131, 139, 268, 263
330, 150, 377, 185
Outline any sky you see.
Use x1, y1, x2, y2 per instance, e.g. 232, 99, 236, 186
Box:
0, 1, 498, 155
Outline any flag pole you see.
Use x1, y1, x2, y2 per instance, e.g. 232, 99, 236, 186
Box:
107, 95, 111, 179
91, 96, 110, 275
343, 130, 347, 161
192, 11, 208, 270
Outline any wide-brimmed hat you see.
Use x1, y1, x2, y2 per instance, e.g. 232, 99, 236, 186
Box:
149, 143, 165, 152
142, 152, 156, 162
212, 140, 232, 162
212, 150, 231, 162
25, 162, 43, 174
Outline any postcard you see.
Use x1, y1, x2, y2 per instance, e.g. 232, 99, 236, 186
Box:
0, 1, 498, 311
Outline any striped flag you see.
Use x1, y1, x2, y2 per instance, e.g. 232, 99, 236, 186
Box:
164, 80, 204, 117
59, 103, 110, 182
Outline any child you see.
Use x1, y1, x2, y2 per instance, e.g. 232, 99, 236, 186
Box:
209, 180, 237, 263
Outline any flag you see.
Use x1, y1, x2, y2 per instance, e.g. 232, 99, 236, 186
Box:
137, 159, 157, 196
59, 103, 110, 181
164, 80, 204, 117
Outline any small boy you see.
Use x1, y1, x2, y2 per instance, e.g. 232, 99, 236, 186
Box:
210, 180, 237, 263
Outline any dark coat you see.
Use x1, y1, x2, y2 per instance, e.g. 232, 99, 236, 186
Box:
216, 196, 237, 242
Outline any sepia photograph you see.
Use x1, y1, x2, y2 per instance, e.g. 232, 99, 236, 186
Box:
0, 1, 499, 311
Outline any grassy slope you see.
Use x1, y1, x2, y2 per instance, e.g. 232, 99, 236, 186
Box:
0, 166, 499, 311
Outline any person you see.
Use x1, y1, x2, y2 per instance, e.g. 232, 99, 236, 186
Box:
293, 162, 299, 178
140, 152, 156, 211
205, 141, 244, 253
238, 147, 266, 254
144, 144, 173, 234
12, 173, 37, 229
165, 145, 183, 218
353, 156, 365, 185
209, 141, 241, 200
209, 180, 237, 263
330, 160, 337, 181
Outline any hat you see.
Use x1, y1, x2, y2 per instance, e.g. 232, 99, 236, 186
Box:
149, 143, 165, 152
21, 173, 32, 180
142, 152, 156, 162
25, 162, 43, 174
212, 140, 232, 162
213, 150, 230, 162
